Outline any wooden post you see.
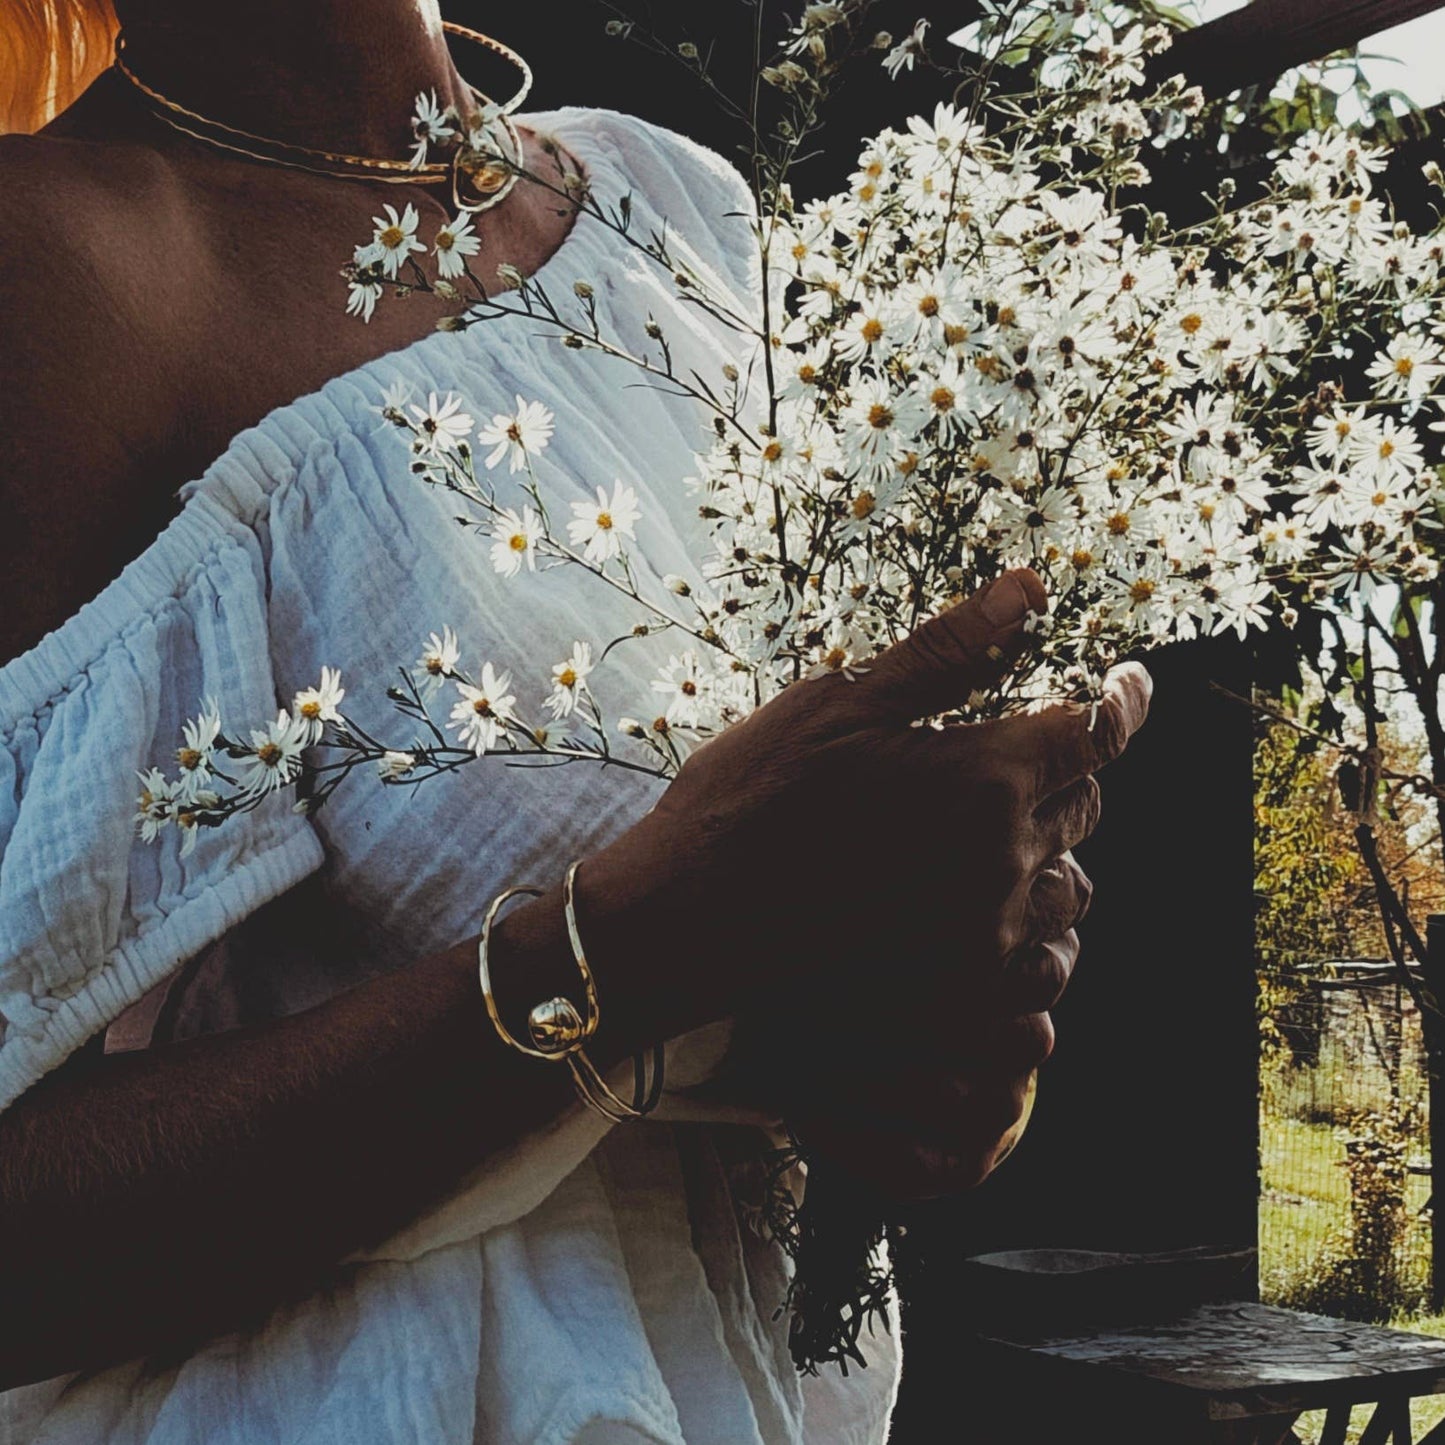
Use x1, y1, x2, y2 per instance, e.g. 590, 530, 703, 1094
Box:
1425, 916, 1445, 1311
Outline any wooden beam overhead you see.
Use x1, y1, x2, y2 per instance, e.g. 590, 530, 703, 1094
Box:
1155, 0, 1445, 97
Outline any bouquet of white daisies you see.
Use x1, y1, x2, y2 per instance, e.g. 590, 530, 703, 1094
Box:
139, 1, 1444, 900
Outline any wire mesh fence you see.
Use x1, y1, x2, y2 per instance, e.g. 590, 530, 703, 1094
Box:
1260, 961, 1434, 1321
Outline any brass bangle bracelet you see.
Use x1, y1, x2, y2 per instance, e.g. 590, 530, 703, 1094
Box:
479, 883, 594, 1062
478, 871, 665, 1119
562, 860, 666, 1120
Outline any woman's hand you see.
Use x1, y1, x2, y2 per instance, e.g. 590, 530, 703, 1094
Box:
780, 856, 1095, 1201
587, 569, 1150, 1049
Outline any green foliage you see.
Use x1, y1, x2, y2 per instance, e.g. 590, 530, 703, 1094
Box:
1255, 720, 1361, 1059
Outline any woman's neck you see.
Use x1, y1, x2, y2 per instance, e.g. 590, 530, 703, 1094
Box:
111, 0, 477, 158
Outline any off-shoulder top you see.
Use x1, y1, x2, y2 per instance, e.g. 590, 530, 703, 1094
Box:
0, 107, 899, 1444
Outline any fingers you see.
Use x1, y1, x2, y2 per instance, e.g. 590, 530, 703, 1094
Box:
1024, 662, 1153, 801
1034, 776, 1101, 857
855, 569, 1047, 722
994, 929, 1079, 1015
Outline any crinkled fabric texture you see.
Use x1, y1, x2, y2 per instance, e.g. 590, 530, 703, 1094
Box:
0, 108, 900, 1443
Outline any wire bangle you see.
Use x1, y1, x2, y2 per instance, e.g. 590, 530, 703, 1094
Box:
478, 868, 666, 1120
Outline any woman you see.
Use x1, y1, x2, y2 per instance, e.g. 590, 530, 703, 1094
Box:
0, 2, 1149, 1440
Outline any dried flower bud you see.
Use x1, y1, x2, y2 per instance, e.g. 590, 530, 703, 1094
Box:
619, 717, 646, 738
574, 279, 594, 299
436, 315, 468, 333
678, 40, 699, 60
665, 574, 692, 596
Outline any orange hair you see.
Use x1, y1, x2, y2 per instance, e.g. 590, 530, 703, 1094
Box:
1, 0, 119, 134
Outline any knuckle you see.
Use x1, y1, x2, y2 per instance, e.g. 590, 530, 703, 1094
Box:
1093, 700, 1129, 766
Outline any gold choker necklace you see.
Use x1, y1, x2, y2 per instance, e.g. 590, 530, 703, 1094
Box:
113, 21, 532, 207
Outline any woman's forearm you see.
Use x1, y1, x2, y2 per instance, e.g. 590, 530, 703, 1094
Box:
0, 840, 719, 1389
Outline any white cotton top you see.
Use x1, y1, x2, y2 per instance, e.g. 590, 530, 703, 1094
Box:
0, 107, 900, 1444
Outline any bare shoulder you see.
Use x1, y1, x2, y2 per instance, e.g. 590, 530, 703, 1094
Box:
0, 132, 199, 662
0, 130, 191, 352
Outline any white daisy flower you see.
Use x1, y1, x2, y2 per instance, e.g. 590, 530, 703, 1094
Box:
374, 378, 416, 419
1366, 333, 1444, 400
362, 202, 427, 279
292, 666, 346, 746
568, 481, 642, 563
433, 212, 481, 280
545, 642, 595, 718
414, 626, 461, 701
377, 750, 417, 780
490, 506, 544, 577
476, 396, 556, 472
175, 699, 222, 802
135, 768, 174, 842
346, 278, 383, 324
449, 663, 517, 754
234, 710, 309, 799
410, 88, 457, 170
408, 391, 474, 454
650, 652, 709, 727
882, 18, 928, 78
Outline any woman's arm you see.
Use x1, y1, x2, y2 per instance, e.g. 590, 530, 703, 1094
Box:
0, 839, 706, 1390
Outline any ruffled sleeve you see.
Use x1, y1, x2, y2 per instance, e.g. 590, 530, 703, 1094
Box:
0, 489, 325, 1111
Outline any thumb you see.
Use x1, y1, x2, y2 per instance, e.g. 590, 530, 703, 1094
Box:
857, 569, 1046, 722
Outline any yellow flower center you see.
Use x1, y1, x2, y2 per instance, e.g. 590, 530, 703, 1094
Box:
930, 385, 956, 412
257, 742, 283, 767
680, 679, 698, 697
596, 511, 614, 530
797, 363, 817, 383
861, 318, 884, 343
823, 646, 849, 671
943, 323, 970, 346
918, 294, 940, 317
509, 533, 529, 551
867, 403, 894, 429
1380, 440, 1395, 459
473, 698, 494, 716
300, 700, 322, 720
177, 747, 203, 771
557, 667, 578, 689
1129, 579, 1155, 603
379, 225, 406, 250
1107, 513, 1130, 536
1070, 548, 1093, 570
763, 440, 784, 462
426, 656, 446, 674
437, 230, 456, 252
1180, 313, 1203, 335
852, 491, 876, 520
1396, 356, 1415, 377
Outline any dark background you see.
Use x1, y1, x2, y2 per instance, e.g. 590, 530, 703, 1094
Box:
452, 3, 1259, 1436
